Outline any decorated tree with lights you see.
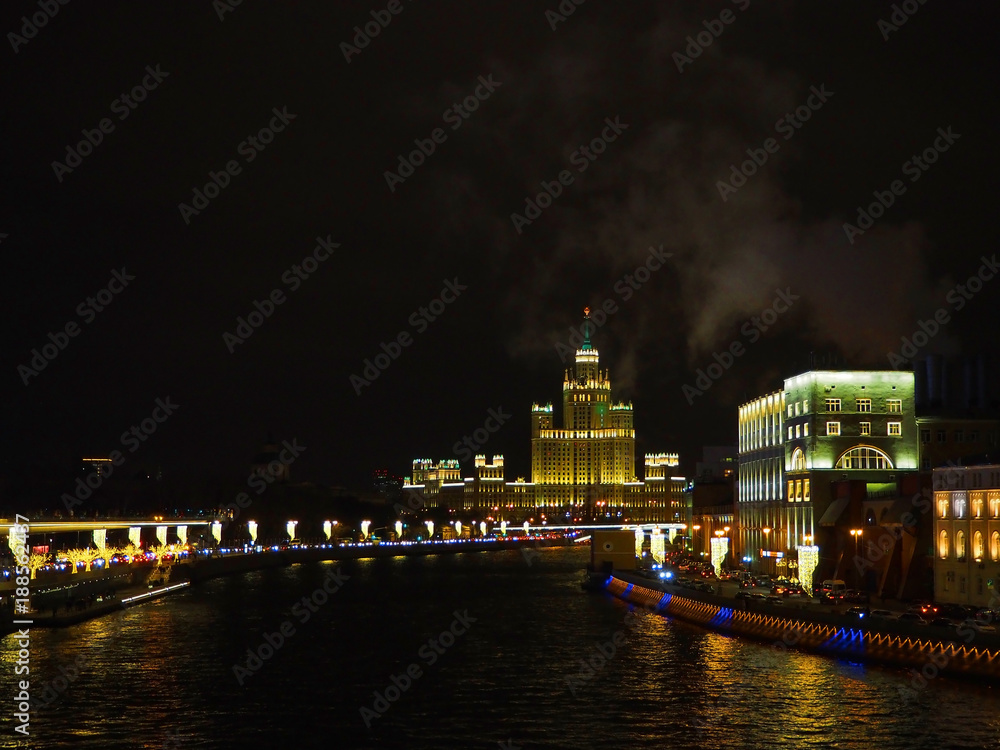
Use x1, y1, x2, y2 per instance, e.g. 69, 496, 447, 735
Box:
64, 548, 90, 574
28, 552, 48, 580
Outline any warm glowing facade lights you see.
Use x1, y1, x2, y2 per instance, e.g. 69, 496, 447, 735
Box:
323, 521, 333, 540
248, 521, 258, 543
286, 521, 298, 540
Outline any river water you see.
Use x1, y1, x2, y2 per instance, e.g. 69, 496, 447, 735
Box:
3, 546, 1000, 749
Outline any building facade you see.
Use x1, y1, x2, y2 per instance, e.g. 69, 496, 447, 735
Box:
738, 370, 918, 581
402, 308, 684, 525
933, 464, 1000, 607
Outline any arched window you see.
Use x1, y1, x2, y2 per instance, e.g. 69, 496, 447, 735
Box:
956, 530, 967, 562
937, 496, 949, 519
990, 493, 1000, 518
973, 496, 984, 519
835, 445, 894, 470
954, 494, 967, 519
991, 531, 1000, 562
791, 448, 806, 471
939, 529, 949, 559
974, 531, 985, 561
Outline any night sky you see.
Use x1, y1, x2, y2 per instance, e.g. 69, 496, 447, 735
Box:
2, 1, 998, 490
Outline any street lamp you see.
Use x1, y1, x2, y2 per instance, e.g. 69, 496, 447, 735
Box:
761, 527, 771, 574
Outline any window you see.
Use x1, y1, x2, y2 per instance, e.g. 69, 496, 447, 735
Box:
888, 422, 902, 436
937, 430, 947, 443
856, 398, 872, 412
973, 496, 984, 519
795, 425, 801, 438
939, 529, 949, 559
936, 495, 948, 519
954, 429, 965, 443
991, 531, 1000, 562
970, 430, 980, 442
788, 405, 794, 417
836, 445, 894, 470
887, 399, 902, 413
788, 426, 793, 440
826, 422, 841, 436
956, 530, 966, 561
960, 576, 967, 594
921, 458, 931, 471
825, 398, 841, 412
795, 480, 802, 502
787, 481, 794, 502
791, 448, 806, 471
954, 494, 967, 519
795, 402, 801, 416
804, 478, 810, 502
991, 493, 1000, 518
801, 400, 808, 414
860, 422, 871, 436
974, 531, 984, 561
920, 429, 930, 443
804, 423, 809, 437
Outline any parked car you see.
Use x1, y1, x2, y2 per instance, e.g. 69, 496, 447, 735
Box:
846, 606, 871, 619
844, 590, 871, 604
929, 617, 959, 630
897, 612, 929, 626
765, 596, 785, 606
961, 618, 998, 634
870, 609, 895, 621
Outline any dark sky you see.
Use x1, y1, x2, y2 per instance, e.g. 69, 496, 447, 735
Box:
2, 1, 998, 490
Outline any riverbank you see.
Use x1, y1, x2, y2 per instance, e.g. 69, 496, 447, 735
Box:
600, 571, 1000, 681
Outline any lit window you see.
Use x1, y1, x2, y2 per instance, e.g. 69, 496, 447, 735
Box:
887, 399, 902, 413
888, 422, 901, 436
825, 398, 841, 412
954, 494, 967, 519
804, 478, 810, 502
795, 425, 801, 438
956, 530, 966, 562
788, 426, 793, 440
826, 422, 841, 436
973, 497, 984, 519
860, 422, 871, 436
788, 405, 794, 417
791, 448, 806, 471
836, 446, 893, 470
804, 423, 809, 437
991, 493, 1000, 518
939, 529, 949, 559
787, 481, 794, 502
856, 398, 872, 412
795, 480, 802, 502
802, 400, 808, 414
974, 531, 984, 560
992, 531, 1000, 562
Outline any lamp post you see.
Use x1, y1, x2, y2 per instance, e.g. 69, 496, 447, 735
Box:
692, 524, 701, 557
762, 527, 771, 574
850, 528, 863, 588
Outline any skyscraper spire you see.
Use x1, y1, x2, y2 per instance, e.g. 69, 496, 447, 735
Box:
582, 306, 592, 351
